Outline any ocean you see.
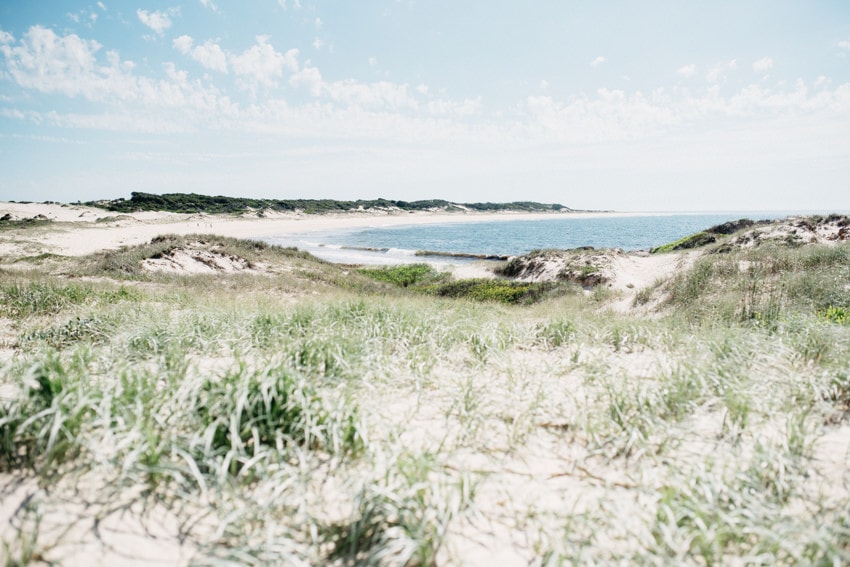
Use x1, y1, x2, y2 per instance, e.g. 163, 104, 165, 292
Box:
262, 211, 826, 266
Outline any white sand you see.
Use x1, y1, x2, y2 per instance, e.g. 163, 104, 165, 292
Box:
0, 201, 702, 302
0, 201, 649, 258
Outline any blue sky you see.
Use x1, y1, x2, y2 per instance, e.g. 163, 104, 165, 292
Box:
1, 1, 849, 211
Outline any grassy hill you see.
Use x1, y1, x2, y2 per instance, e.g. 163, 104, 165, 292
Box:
1, 220, 849, 565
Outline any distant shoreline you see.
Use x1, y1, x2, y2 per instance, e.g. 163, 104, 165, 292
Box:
0, 201, 634, 257
0, 200, 840, 259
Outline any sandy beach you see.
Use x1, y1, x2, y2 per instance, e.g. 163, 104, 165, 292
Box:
0, 201, 646, 258
2, 202, 849, 565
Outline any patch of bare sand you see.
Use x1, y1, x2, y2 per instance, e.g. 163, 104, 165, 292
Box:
607, 251, 699, 312
500, 247, 699, 313
0, 473, 196, 567
439, 261, 499, 280
141, 246, 259, 274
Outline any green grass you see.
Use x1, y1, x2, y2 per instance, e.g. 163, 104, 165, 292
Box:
358, 263, 448, 287
0, 280, 139, 320
820, 306, 850, 325
651, 231, 716, 254
2, 228, 850, 565
0, 218, 52, 232
358, 263, 578, 304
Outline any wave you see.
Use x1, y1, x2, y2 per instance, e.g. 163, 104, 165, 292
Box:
386, 247, 418, 256
414, 249, 510, 261
340, 245, 391, 253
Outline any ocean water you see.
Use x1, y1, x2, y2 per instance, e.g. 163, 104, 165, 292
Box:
263, 212, 816, 265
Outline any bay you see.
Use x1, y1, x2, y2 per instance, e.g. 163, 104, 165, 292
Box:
264, 211, 824, 265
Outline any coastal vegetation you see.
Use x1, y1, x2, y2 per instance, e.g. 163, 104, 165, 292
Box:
85, 191, 570, 215
358, 263, 577, 304
1, 215, 849, 565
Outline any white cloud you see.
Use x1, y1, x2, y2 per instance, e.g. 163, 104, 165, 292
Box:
1, 26, 102, 95
315, 18, 323, 30
230, 36, 299, 92
173, 35, 193, 54
277, 0, 301, 9
428, 97, 481, 117
200, 0, 218, 12
194, 41, 228, 73
6, 23, 850, 195
705, 67, 721, 83
0, 25, 224, 111
753, 57, 773, 72
677, 64, 697, 78
137, 9, 175, 36
590, 56, 605, 67
173, 35, 228, 73
67, 9, 99, 27
540, 79, 549, 90
312, 37, 324, 50
97, 2, 106, 10
704, 59, 741, 83
324, 80, 419, 110
289, 66, 322, 96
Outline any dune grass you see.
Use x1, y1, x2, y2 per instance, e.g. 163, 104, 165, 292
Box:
1, 236, 849, 564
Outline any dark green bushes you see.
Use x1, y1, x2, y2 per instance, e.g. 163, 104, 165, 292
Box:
424, 279, 573, 305
651, 232, 716, 254
358, 263, 447, 287
359, 263, 576, 304
87, 192, 569, 215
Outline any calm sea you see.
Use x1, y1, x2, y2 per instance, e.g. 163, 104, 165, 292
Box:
263, 211, 828, 265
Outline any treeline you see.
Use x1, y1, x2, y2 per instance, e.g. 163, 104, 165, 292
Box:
85, 192, 570, 214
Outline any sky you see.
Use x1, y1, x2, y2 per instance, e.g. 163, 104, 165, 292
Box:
1, 1, 849, 211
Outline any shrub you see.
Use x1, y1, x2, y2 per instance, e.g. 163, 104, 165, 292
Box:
819, 306, 850, 325
358, 264, 446, 287
651, 232, 716, 254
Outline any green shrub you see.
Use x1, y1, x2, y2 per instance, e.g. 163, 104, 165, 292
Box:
651, 232, 716, 254
358, 264, 446, 287
86, 192, 567, 214
819, 306, 850, 325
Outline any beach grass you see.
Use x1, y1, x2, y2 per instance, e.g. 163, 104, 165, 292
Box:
1, 234, 849, 565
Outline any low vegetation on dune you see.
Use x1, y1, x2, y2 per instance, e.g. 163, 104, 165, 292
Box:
358, 263, 579, 304
1, 217, 850, 565
84, 191, 570, 215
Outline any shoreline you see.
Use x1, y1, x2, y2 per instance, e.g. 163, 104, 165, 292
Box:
0, 201, 653, 258
0, 201, 833, 260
